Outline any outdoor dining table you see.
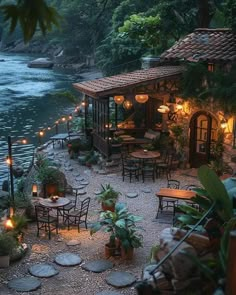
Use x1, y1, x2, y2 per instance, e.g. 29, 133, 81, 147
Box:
130, 150, 160, 160
39, 197, 71, 224
50, 133, 70, 148
155, 188, 196, 218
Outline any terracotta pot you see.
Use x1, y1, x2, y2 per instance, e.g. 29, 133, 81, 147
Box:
105, 243, 119, 258
102, 203, 115, 212
0, 255, 10, 268
121, 246, 134, 260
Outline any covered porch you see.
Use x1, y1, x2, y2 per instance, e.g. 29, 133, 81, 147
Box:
73, 65, 184, 157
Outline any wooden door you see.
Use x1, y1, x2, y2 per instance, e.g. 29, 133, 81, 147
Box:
189, 111, 217, 168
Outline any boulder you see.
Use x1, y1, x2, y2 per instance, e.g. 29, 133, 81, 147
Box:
28, 58, 54, 69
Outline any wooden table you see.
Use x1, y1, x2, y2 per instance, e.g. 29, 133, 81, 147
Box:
155, 188, 196, 218
131, 150, 160, 160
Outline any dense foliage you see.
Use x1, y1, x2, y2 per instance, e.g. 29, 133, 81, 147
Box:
0, 0, 235, 74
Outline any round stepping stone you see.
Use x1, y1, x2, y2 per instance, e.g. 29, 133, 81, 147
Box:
82, 259, 113, 273
80, 181, 89, 186
54, 252, 82, 266
29, 263, 58, 278
76, 176, 84, 181
142, 188, 151, 193
75, 185, 85, 190
106, 271, 136, 288
77, 190, 86, 195
96, 291, 122, 295
8, 277, 41, 292
126, 192, 138, 199
94, 190, 102, 195
66, 240, 81, 246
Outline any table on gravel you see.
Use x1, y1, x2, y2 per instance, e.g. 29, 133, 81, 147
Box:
131, 150, 160, 160
39, 197, 71, 225
155, 188, 196, 218
50, 133, 71, 148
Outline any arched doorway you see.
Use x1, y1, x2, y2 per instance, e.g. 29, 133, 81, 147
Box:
189, 111, 218, 168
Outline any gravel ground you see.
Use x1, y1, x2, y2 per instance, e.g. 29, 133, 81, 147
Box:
0, 145, 200, 295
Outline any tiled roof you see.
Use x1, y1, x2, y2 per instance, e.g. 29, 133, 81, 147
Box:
73, 66, 184, 98
161, 28, 236, 63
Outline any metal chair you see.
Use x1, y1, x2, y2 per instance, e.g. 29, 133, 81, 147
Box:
35, 205, 58, 239
121, 153, 140, 182
63, 197, 90, 232
142, 159, 156, 182
156, 152, 175, 179
58, 186, 79, 221
156, 179, 180, 219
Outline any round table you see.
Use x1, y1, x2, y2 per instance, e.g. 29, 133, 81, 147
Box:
39, 197, 71, 209
130, 150, 160, 160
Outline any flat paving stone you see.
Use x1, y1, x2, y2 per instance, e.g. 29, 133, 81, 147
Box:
77, 190, 87, 195
96, 291, 122, 295
94, 190, 102, 195
105, 271, 136, 288
126, 192, 138, 198
82, 259, 113, 273
66, 240, 81, 246
54, 252, 82, 266
8, 277, 41, 292
142, 188, 152, 193
80, 181, 89, 185
29, 263, 59, 278
76, 177, 84, 181
75, 185, 86, 190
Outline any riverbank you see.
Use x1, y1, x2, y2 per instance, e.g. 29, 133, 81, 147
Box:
1, 38, 97, 74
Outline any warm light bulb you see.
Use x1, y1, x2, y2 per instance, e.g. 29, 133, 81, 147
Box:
39, 130, 44, 137
5, 218, 14, 230
61, 117, 66, 122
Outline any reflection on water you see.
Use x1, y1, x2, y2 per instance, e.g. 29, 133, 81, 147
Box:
0, 52, 78, 185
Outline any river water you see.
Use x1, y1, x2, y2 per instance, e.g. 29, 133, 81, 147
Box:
0, 52, 80, 185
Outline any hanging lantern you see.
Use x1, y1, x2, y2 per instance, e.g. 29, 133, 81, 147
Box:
123, 100, 133, 110
157, 105, 170, 113
220, 118, 227, 129
114, 95, 125, 105
135, 94, 149, 103
176, 101, 183, 111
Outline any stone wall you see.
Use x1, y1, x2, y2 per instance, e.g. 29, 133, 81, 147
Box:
142, 227, 212, 294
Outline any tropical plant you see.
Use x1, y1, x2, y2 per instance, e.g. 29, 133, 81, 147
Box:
90, 202, 143, 249
10, 214, 29, 237
176, 165, 235, 292
0, 0, 60, 42
96, 184, 120, 207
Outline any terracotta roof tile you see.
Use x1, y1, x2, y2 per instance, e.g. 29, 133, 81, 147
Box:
73, 66, 184, 98
161, 28, 236, 63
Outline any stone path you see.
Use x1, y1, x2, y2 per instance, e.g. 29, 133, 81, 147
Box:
8, 250, 135, 293
8, 277, 41, 292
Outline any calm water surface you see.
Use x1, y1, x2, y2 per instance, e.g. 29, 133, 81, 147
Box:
0, 52, 79, 183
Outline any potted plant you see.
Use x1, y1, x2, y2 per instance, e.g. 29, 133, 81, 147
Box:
35, 158, 61, 197
118, 227, 143, 260
90, 202, 143, 259
96, 184, 120, 212
0, 232, 17, 268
